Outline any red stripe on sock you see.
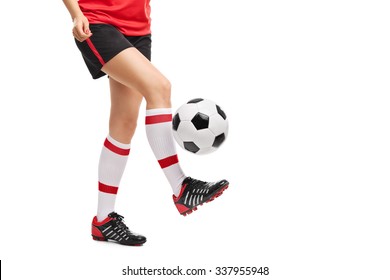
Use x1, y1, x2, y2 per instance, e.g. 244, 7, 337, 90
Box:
104, 138, 130, 156
158, 154, 179, 169
98, 182, 118, 194
86, 38, 105, 66
145, 114, 172, 125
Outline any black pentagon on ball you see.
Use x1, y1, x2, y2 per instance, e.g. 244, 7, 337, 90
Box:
216, 105, 227, 120
172, 113, 181, 131
187, 98, 204, 104
191, 112, 209, 130
184, 141, 200, 153
212, 133, 226, 148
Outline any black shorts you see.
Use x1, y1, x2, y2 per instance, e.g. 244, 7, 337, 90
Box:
75, 24, 151, 79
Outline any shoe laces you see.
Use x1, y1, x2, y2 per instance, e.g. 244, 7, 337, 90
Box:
108, 212, 130, 233
187, 177, 213, 189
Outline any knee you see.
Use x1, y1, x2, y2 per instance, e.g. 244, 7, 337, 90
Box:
159, 78, 171, 98
147, 78, 171, 108
114, 117, 138, 132
156, 78, 171, 103
110, 115, 138, 140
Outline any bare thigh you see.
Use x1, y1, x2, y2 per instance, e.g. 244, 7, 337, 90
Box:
109, 77, 143, 143
102, 47, 171, 109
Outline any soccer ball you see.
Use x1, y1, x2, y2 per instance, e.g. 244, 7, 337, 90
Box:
172, 98, 228, 155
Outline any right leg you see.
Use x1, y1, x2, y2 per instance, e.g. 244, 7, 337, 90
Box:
101, 48, 229, 216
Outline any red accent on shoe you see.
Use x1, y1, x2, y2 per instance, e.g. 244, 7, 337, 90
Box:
92, 235, 107, 241
92, 215, 113, 226
158, 154, 179, 169
175, 203, 190, 214
173, 183, 188, 202
91, 225, 105, 238
91, 216, 112, 241
98, 182, 119, 194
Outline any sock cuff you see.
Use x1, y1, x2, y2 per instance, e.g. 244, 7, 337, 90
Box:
106, 135, 131, 149
145, 108, 173, 125
145, 108, 172, 116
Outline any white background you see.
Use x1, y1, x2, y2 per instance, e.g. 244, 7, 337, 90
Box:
1, 0, 390, 279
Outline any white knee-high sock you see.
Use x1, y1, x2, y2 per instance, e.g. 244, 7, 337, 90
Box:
97, 135, 130, 222
145, 108, 186, 196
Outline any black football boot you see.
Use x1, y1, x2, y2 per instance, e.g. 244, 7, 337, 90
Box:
91, 212, 146, 246
173, 177, 229, 216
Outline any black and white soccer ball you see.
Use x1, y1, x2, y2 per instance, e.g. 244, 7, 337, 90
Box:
172, 98, 228, 155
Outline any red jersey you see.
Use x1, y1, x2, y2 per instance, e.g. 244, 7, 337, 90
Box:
78, 0, 151, 36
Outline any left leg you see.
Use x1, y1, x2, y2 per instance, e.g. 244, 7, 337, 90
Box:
96, 77, 143, 222
93, 78, 146, 246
